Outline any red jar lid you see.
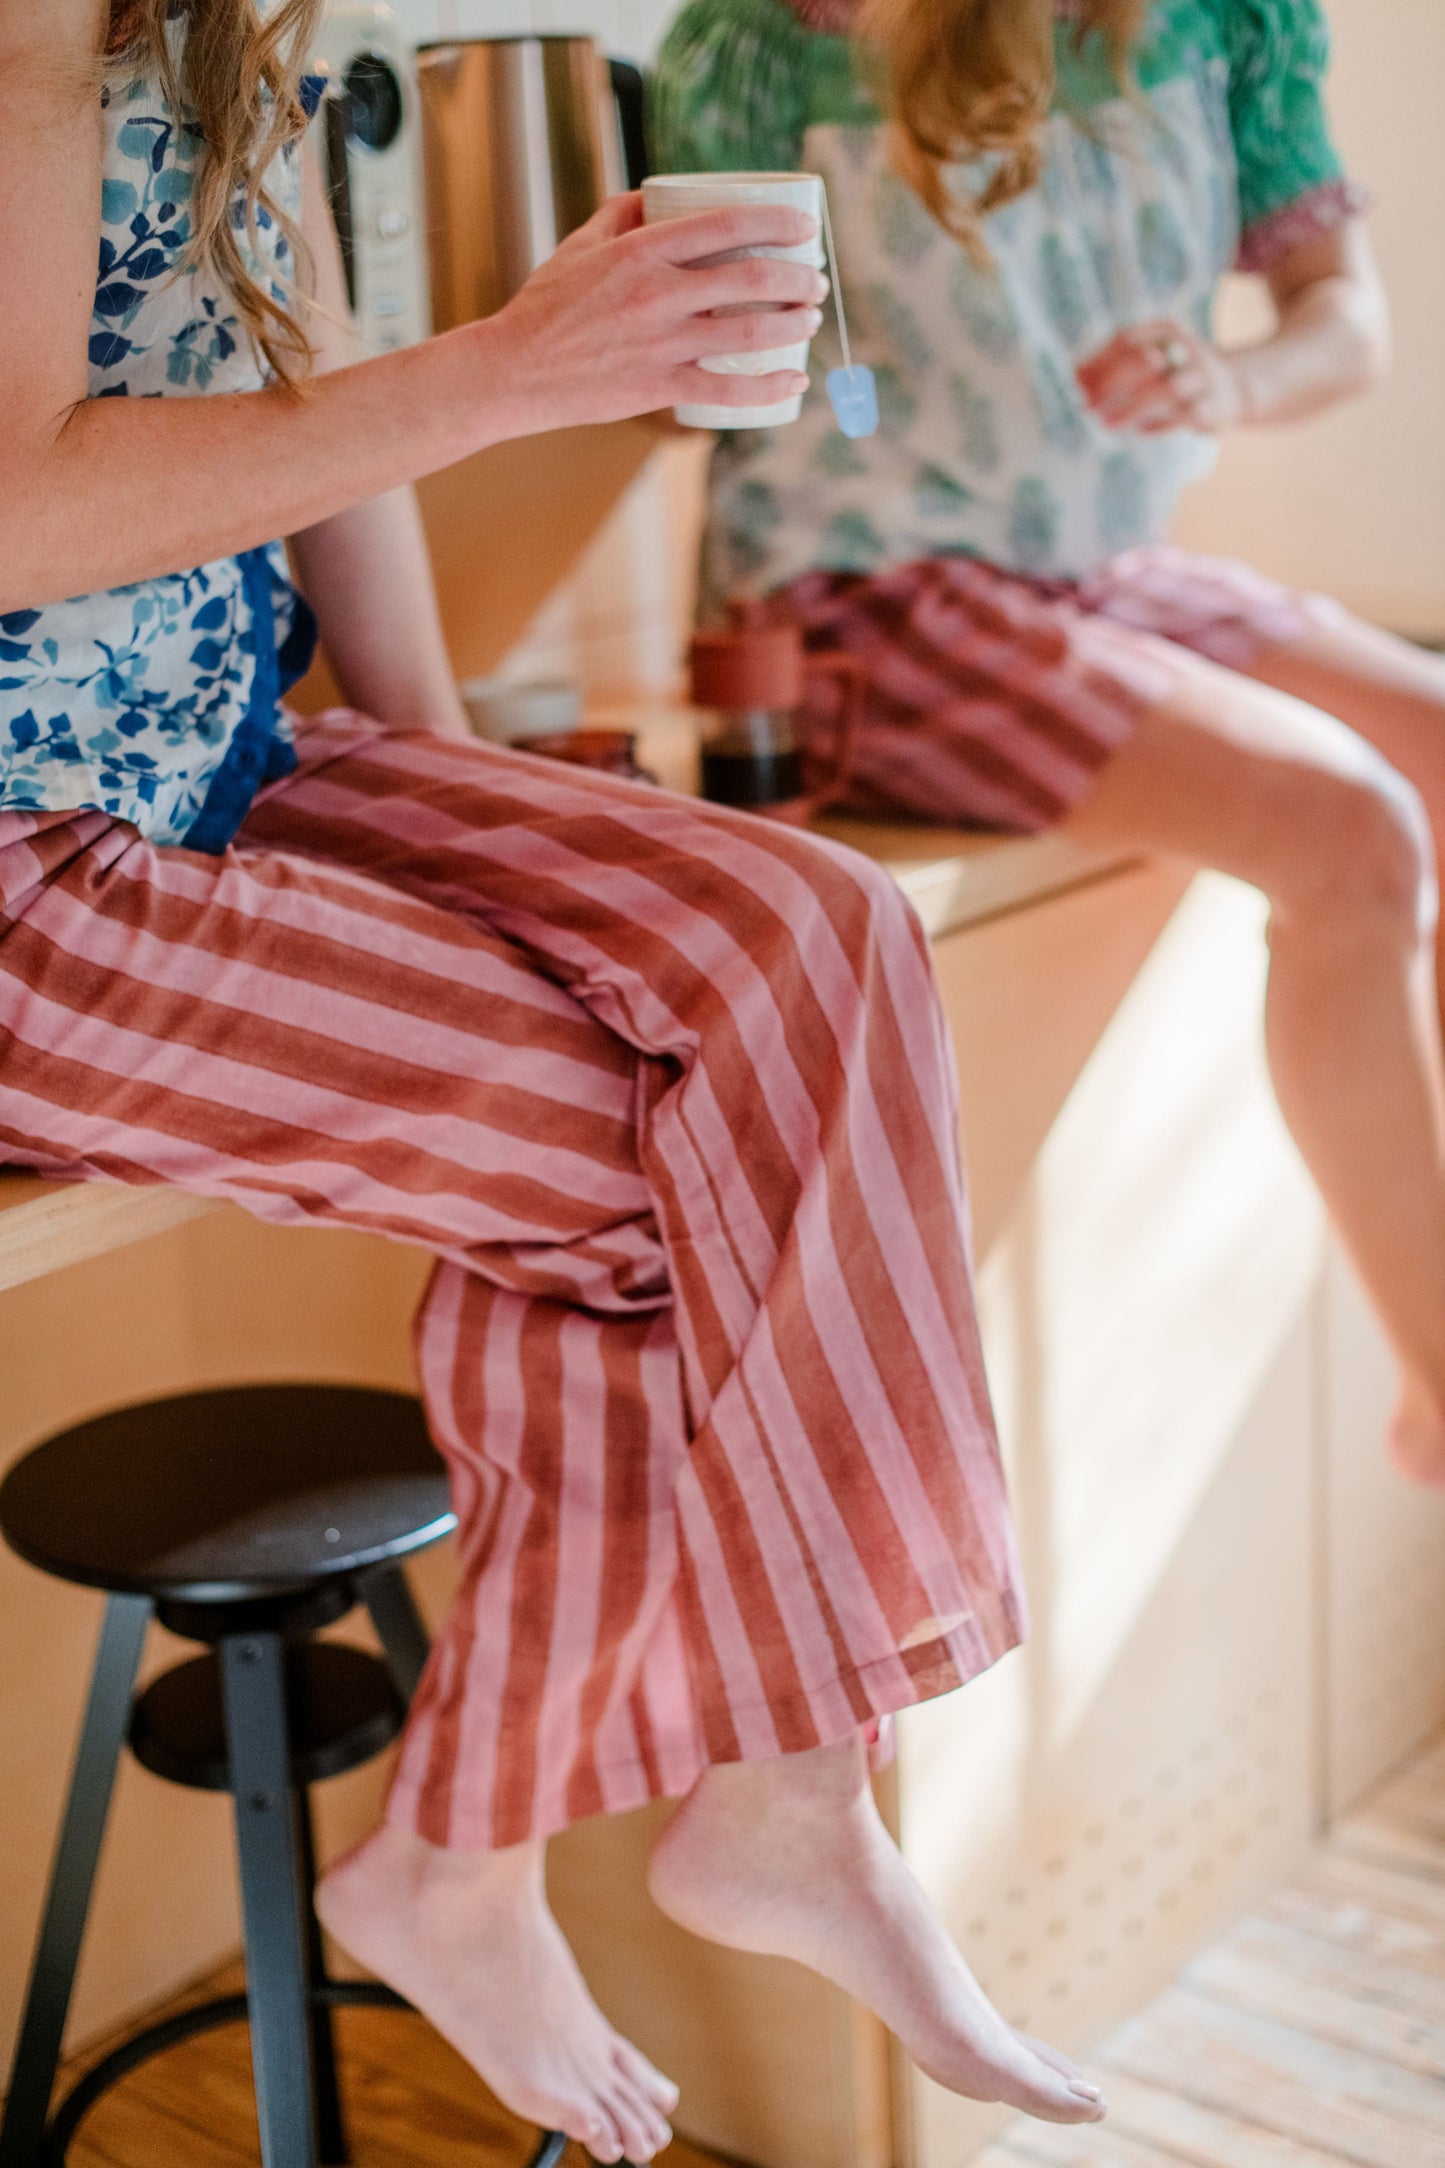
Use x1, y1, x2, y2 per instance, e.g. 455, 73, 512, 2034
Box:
689, 623, 805, 710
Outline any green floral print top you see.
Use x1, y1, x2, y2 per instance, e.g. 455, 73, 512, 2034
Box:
650, 0, 1366, 599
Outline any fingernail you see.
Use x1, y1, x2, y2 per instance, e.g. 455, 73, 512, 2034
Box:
1071, 2080, 1105, 2102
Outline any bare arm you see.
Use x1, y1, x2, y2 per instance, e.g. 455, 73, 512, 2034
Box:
0, 0, 826, 613
1231, 225, 1391, 426
1075, 224, 1390, 436
285, 148, 468, 737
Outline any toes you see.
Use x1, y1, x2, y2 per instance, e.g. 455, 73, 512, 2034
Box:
988, 2040, 1107, 2125
605, 2081, 672, 2161
1014, 2029, 1103, 2095
613, 2040, 681, 2114
578, 2106, 627, 2162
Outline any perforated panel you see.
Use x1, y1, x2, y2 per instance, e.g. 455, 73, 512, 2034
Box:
938, 1683, 1298, 2039
902, 876, 1325, 2167
1322, 1248, 1445, 1814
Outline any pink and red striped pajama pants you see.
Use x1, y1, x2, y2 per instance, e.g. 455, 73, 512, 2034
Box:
0, 714, 1023, 1849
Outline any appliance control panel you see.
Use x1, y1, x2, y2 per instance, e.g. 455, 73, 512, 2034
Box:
315, 4, 430, 355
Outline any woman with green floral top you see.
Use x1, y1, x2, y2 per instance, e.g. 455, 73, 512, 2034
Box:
654, 0, 1445, 1499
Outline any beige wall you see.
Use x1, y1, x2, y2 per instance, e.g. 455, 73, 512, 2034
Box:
1174, 0, 1445, 634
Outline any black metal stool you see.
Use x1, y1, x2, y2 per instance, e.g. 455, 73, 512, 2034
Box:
0, 1383, 567, 2168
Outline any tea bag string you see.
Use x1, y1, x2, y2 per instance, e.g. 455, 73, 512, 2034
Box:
820, 181, 853, 372
819, 180, 878, 438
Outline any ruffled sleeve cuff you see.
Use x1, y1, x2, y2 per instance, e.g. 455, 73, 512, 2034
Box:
1237, 177, 1373, 272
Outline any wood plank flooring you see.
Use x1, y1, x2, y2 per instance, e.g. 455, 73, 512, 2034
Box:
49, 1730, 1445, 2167
982, 1732, 1445, 2167
60, 1957, 721, 2168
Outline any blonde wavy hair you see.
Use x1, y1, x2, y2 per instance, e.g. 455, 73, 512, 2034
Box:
106, 0, 324, 383
859, 0, 1148, 256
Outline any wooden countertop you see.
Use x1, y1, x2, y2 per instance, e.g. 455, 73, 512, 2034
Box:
0, 715, 1132, 1294
0, 1177, 212, 1297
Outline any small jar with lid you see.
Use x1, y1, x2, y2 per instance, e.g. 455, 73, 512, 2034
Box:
689, 617, 859, 817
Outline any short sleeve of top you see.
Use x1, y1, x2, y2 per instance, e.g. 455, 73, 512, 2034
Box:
1226, 0, 1366, 269
649, 0, 870, 176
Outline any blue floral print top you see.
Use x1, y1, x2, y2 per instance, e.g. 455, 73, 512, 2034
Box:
0, 26, 322, 851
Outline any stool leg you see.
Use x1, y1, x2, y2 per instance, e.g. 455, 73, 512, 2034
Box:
222, 1634, 318, 2168
0, 1593, 151, 2168
296, 1788, 348, 2167
361, 1565, 431, 1702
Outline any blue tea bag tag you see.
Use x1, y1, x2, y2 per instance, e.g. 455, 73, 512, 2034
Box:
827, 364, 878, 439
817, 188, 876, 439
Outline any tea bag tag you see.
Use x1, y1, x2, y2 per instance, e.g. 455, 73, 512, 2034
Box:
827, 364, 878, 438
821, 185, 877, 439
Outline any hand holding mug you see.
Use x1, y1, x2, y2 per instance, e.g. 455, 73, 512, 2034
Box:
476, 193, 827, 437
1076, 318, 1242, 435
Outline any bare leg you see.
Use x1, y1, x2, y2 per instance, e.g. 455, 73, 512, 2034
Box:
317, 1829, 678, 2160
648, 1734, 1107, 2126
1252, 614, 1445, 1021
1060, 646, 1445, 1479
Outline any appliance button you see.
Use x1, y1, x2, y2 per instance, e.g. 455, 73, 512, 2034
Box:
371, 293, 405, 318
375, 207, 410, 240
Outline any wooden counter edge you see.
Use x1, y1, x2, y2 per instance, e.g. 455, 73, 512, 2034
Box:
0, 1178, 215, 1296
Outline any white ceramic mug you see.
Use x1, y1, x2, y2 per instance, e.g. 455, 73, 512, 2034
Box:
641, 171, 825, 430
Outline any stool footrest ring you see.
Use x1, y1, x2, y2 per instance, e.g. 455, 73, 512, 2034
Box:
40, 1984, 573, 2167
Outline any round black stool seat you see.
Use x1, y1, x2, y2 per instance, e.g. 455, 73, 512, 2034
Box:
0, 1381, 522, 2168
131, 1641, 406, 1791
0, 1383, 454, 1601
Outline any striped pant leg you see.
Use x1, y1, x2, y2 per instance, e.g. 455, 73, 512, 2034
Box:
0, 798, 694, 1846
400, 1268, 703, 1845
240, 721, 1027, 1839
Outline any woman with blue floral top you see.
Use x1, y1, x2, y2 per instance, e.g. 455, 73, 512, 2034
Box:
655, 0, 1445, 1501
0, 0, 1130, 2149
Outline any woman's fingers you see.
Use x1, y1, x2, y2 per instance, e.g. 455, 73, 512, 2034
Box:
680, 253, 829, 314
644, 202, 820, 267
560, 190, 645, 251
1077, 318, 1236, 433
1077, 318, 1175, 381
670, 361, 811, 406
683, 304, 824, 358
1080, 346, 1166, 420
1075, 334, 1141, 400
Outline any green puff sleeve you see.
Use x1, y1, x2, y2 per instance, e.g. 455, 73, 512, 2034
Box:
1226, 0, 1368, 270
648, 0, 817, 175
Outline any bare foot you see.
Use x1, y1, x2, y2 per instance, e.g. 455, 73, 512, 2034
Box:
647, 1734, 1106, 2128
1389, 1374, 1445, 1484
317, 1825, 678, 2161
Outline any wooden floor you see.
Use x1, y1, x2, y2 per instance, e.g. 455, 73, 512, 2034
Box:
61, 1956, 723, 2168
983, 1731, 1445, 2167
54, 1731, 1445, 2168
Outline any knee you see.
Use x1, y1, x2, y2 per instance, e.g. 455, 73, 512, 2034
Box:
1278, 766, 1437, 942
801, 833, 929, 971
755, 810, 910, 934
